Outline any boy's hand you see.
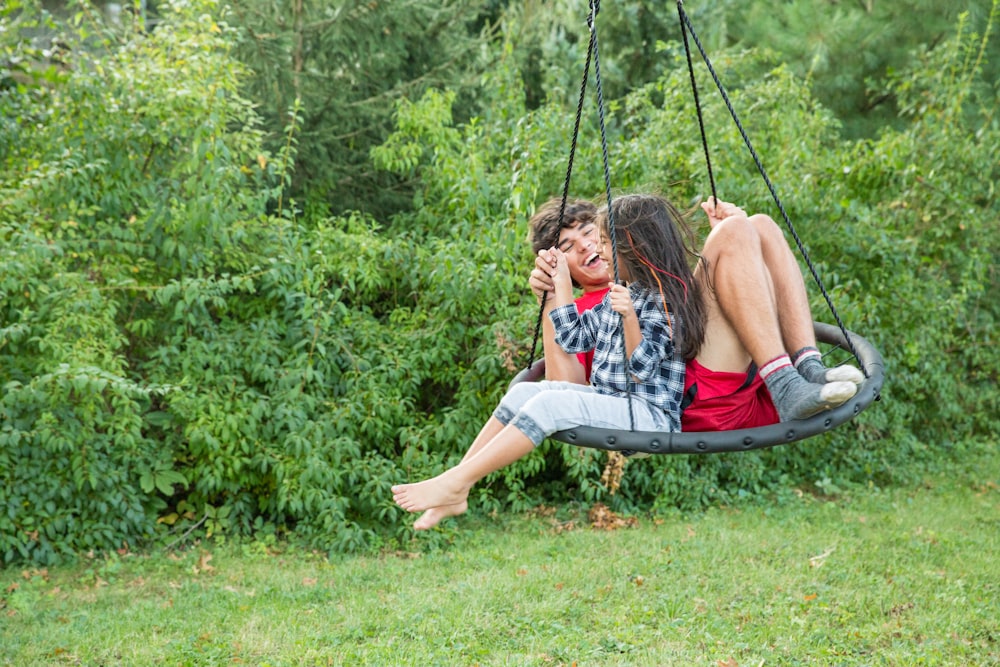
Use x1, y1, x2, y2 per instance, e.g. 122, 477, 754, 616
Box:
607, 283, 636, 321
531, 248, 572, 304
529, 248, 558, 301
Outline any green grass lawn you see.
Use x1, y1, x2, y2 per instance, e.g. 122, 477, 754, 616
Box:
3, 447, 998, 667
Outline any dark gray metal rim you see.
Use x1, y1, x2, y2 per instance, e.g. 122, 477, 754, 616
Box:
509, 322, 884, 454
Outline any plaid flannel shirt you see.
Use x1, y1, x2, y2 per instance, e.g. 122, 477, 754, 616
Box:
550, 286, 685, 429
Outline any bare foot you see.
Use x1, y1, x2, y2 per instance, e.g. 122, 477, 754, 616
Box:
413, 501, 468, 530
392, 474, 469, 513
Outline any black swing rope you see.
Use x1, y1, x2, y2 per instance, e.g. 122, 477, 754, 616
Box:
526, 0, 637, 432
514, 0, 884, 454
525, 20, 594, 373
589, 0, 638, 433
675, 0, 867, 374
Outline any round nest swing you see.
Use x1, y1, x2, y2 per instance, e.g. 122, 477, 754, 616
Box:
511, 0, 884, 455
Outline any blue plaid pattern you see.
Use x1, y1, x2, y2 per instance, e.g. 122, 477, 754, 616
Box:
550, 286, 685, 428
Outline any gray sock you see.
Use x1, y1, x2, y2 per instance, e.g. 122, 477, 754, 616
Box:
764, 366, 857, 422
796, 356, 829, 384
798, 357, 865, 384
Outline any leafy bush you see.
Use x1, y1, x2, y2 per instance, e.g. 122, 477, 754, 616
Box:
1, 1, 996, 565
0, 0, 306, 562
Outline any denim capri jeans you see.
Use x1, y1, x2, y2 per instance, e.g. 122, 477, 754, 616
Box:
493, 380, 676, 446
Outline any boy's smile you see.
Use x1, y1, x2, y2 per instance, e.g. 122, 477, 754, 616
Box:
557, 222, 609, 290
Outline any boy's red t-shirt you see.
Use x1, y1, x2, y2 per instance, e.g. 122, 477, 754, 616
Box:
575, 287, 610, 381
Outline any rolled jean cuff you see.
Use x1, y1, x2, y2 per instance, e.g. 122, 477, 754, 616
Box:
510, 413, 546, 447
493, 404, 516, 426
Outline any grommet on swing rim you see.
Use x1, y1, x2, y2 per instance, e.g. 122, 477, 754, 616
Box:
742, 436, 754, 448
697, 441, 708, 450
785, 430, 796, 440
606, 436, 617, 446
649, 439, 661, 450
824, 418, 833, 428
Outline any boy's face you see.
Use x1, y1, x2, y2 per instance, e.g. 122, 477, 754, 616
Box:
556, 220, 610, 290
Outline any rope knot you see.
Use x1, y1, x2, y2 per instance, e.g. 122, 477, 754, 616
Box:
588, 0, 599, 30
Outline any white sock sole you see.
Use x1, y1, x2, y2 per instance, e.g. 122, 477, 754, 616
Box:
826, 365, 865, 384
819, 381, 858, 406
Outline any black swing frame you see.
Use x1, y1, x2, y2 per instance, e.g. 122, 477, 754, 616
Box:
512, 322, 884, 454
513, 0, 884, 454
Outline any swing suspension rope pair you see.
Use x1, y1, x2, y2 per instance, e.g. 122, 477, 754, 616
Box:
515, 0, 884, 455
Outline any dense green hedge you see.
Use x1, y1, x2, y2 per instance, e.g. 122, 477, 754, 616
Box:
1, 2, 996, 564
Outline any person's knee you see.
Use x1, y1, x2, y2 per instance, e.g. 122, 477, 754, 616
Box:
704, 214, 758, 255
501, 382, 545, 413
748, 214, 784, 244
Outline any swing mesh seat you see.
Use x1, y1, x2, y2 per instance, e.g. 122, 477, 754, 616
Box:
510, 322, 883, 454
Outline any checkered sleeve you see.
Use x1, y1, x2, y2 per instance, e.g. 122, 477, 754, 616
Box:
550, 302, 601, 354
627, 295, 674, 381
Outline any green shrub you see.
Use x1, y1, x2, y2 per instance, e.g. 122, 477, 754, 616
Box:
1, 1, 996, 565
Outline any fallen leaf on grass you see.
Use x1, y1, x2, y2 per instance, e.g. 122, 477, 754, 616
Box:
588, 503, 638, 531
528, 505, 559, 519
972, 480, 998, 495
551, 519, 576, 534
809, 546, 835, 568
193, 552, 215, 574
888, 601, 915, 617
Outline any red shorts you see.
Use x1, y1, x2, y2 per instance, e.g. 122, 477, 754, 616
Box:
681, 359, 780, 432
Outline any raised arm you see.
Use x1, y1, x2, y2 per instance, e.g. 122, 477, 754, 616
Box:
529, 249, 587, 384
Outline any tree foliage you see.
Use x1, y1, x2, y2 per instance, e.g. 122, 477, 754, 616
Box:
0, 0, 997, 564
731, 0, 1000, 137
489, 0, 1000, 140
221, 0, 489, 220
217, 0, 1000, 219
